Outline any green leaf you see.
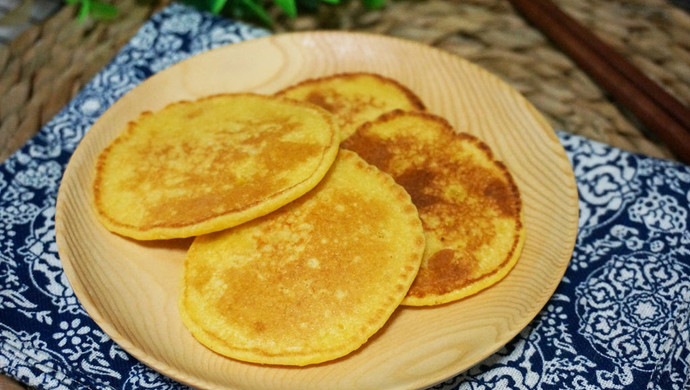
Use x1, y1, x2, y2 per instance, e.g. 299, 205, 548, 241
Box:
209, 0, 227, 14
274, 0, 297, 17
360, 0, 385, 9
318, 0, 340, 4
90, 1, 119, 20
77, 0, 90, 22
239, 0, 273, 26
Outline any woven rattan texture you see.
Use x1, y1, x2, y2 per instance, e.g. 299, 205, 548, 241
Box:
0, 0, 165, 161
0, 0, 689, 163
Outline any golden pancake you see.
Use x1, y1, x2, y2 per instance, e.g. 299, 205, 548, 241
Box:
342, 111, 525, 306
179, 150, 425, 366
276, 72, 425, 141
93, 93, 339, 240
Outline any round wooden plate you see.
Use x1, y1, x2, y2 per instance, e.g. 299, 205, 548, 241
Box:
56, 32, 578, 390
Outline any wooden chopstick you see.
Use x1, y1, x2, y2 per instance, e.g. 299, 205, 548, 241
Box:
507, 0, 690, 163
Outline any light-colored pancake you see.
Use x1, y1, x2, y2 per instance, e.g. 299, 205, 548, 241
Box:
93, 93, 339, 240
342, 110, 525, 306
179, 150, 425, 366
276, 72, 425, 141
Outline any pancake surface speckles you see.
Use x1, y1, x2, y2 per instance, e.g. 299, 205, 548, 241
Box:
179, 150, 425, 366
342, 111, 525, 306
276, 72, 425, 141
93, 93, 339, 240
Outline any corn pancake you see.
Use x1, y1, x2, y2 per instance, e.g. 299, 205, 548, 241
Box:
93, 93, 339, 240
179, 150, 425, 366
276, 72, 425, 141
342, 111, 525, 306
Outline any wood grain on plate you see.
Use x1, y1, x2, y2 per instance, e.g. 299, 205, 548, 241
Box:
55, 32, 578, 390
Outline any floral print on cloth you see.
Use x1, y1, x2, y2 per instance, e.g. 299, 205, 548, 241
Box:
0, 4, 688, 389
439, 135, 690, 390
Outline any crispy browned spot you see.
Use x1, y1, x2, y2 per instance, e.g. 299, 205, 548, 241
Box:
303, 89, 384, 131
343, 110, 524, 305
277, 72, 425, 140
396, 167, 442, 210
338, 126, 395, 170
408, 249, 473, 296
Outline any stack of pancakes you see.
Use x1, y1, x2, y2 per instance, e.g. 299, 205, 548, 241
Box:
93, 73, 524, 366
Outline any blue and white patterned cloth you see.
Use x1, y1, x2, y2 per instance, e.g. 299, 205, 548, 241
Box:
1, 4, 689, 389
